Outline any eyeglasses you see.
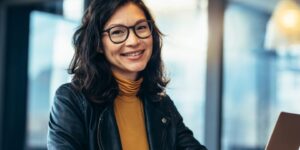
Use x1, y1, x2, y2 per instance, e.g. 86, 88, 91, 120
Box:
102, 20, 153, 44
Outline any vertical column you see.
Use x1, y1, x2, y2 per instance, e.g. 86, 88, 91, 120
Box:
205, 0, 225, 149
2, 5, 30, 150
0, 3, 6, 150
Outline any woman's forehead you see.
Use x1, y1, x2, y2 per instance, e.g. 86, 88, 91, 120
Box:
104, 3, 146, 28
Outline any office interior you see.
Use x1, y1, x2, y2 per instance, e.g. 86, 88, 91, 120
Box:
0, 0, 299, 149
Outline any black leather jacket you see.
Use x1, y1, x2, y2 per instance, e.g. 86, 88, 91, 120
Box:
47, 83, 207, 150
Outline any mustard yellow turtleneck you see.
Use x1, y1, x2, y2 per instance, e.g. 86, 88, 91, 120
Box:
113, 73, 149, 150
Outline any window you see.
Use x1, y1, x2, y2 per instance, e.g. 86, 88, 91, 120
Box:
222, 2, 300, 150
27, 11, 79, 148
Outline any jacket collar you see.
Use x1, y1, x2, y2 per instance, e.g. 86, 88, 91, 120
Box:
97, 97, 170, 150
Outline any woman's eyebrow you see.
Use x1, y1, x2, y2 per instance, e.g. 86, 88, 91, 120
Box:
105, 18, 147, 29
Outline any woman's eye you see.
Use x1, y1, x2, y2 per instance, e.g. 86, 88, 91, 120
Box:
110, 27, 126, 36
136, 25, 148, 30
111, 30, 124, 35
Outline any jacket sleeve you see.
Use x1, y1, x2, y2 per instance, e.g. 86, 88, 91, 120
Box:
166, 97, 207, 150
47, 84, 87, 150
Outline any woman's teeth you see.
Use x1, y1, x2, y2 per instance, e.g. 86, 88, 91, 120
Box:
123, 51, 143, 57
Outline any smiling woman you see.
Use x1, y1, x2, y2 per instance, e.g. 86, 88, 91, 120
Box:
47, 0, 207, 150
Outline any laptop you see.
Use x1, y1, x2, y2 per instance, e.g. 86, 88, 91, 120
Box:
265, 112, 300, 150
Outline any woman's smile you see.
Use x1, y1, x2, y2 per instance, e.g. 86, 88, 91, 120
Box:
120, 49, 145, 59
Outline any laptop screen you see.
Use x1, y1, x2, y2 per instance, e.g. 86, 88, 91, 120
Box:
265, 112, 300, 150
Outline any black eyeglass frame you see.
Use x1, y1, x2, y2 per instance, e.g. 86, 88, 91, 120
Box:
102, 20, 154, 44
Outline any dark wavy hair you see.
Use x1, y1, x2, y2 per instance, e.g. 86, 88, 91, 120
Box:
68, 0, 169, 104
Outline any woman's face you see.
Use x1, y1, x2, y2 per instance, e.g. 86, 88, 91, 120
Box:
101, 2, 153, 81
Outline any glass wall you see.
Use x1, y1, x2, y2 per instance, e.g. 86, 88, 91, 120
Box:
222, 1, 300, 150
26, 11, 78, 148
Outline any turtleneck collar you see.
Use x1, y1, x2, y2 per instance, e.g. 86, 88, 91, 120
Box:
113, 72, 143, 96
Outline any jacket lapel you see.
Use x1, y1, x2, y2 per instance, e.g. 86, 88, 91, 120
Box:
98, 104, 122, 150
143, 97, 170, 150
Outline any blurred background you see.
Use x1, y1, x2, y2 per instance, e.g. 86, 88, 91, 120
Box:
0, 0, 300, 149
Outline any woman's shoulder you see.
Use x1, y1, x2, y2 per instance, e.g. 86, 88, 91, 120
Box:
159, 94, 174, 105
159, 94, 183, 116
55, 83, 76, 94
55, 83, 84, 98
54, 83, 108, 108
156, 94, 177, 112
54, 83, 86, 107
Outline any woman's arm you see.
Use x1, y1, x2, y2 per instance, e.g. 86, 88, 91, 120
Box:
47, 84, 87, 150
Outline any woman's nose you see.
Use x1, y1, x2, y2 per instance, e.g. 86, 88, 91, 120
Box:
125, 29, 139, 46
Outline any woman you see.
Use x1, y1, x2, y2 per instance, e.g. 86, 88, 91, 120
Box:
47, 0, 207, 149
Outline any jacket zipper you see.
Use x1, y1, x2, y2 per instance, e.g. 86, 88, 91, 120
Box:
97, 107, 109, 150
